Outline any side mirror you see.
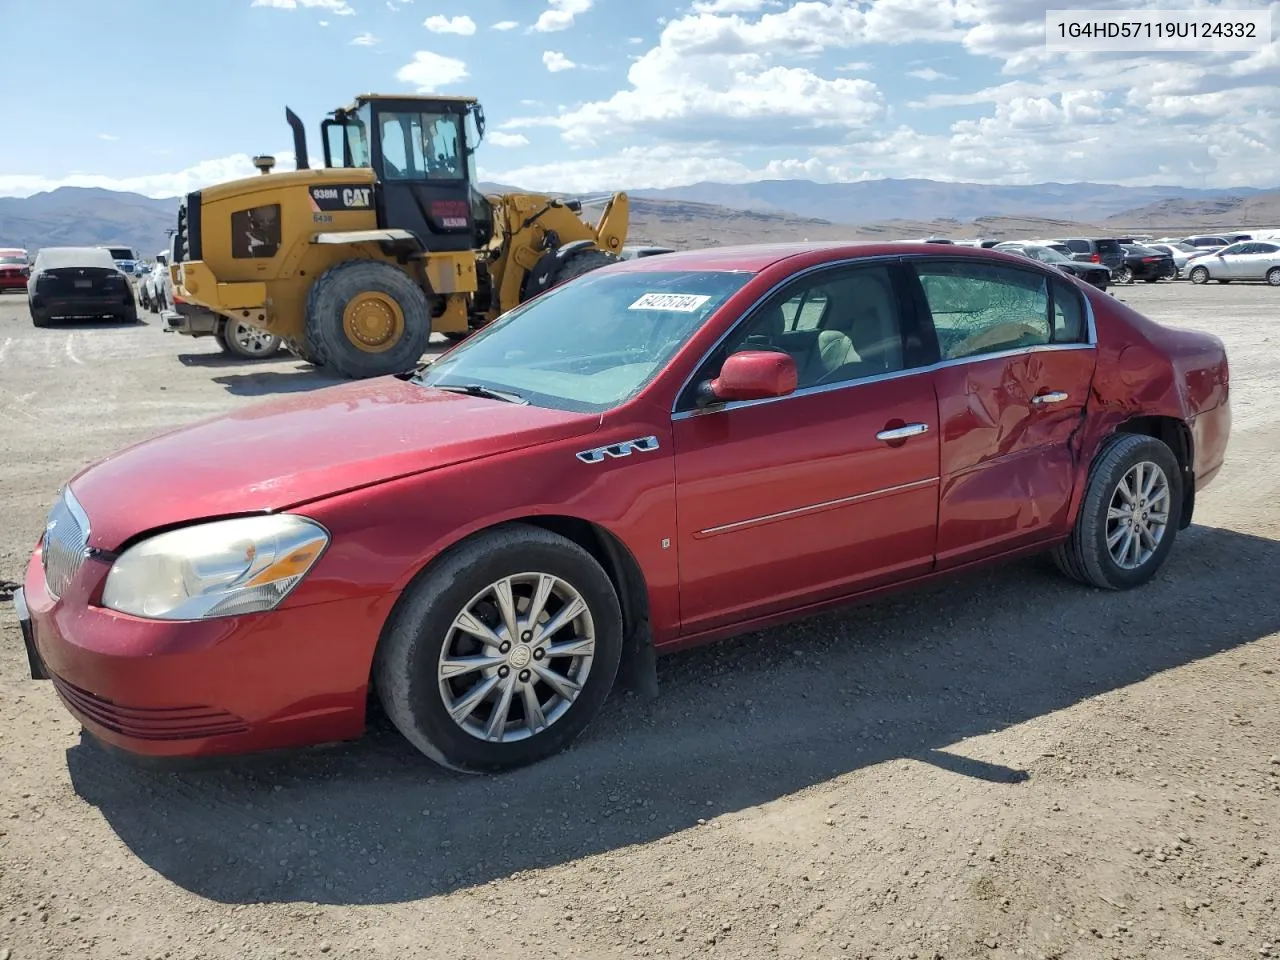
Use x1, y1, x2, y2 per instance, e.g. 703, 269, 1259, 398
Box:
697, 350, 797, 406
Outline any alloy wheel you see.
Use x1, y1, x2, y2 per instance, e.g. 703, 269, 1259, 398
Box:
230, 320, 279, 354
438, 572, 596, 743
1105, 460, 1171, 570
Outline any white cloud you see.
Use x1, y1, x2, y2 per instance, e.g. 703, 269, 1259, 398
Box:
691, 0, 781, 11
542, 50, 577, 72
318, 19, 329, 25
908, 67, 954, 81
424, 14, 477, 35
351, 32, 379, 45
396, 51, 469, 91
487, 131, 530, 147
532, 0, 592, 33
0, 152, 298, 200
249, 0, 354, 16
97, 134, 120, 142
492, 20, 519, 30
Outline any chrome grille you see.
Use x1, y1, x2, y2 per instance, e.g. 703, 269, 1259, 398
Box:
42, 489, 90, 600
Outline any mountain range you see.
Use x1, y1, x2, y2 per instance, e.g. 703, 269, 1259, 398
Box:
2, 179, 1278, 259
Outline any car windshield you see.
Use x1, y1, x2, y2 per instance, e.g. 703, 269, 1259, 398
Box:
0, 255, 25, 265
414, 269, 753, 413
107, 247, 135, 260
1020, 244, 1073, 264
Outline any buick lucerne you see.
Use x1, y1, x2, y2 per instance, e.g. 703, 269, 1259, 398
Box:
15, 242, 1231, 773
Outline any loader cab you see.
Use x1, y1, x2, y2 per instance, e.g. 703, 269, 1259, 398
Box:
319, 94, 493, 254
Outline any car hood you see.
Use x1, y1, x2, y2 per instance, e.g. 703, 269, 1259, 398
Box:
67, 377, 601, 549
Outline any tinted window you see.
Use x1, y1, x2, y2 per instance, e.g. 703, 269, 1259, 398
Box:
1096, 240, 1122, 256
1258, 243, 1280, 254
1052, 278, 1087, 343
915, 261, 1051, 360
779, 287, 829, 331
705, 264, 907, 393
1064, 240, 1089, 253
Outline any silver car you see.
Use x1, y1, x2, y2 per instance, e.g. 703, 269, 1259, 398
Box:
1185, 240, 1280, 286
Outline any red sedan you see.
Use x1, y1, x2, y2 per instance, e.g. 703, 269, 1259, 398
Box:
16, 242, 1231, 774
0, 248, 30, 291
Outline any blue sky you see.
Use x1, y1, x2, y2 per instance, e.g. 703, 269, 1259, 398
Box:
2, 0, 1277, 198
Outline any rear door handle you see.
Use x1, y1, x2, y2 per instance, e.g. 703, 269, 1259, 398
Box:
876, 422, 930, 442
1032, 391, 1069, 405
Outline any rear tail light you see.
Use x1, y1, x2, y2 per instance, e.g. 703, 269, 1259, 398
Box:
1090, 253, 1101, 263
1141, 257, 1159, 263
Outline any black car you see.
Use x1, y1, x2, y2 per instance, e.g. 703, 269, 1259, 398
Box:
26, 246, 138, 327
993, 242, 1111, 291
1115, 243, 1177, 283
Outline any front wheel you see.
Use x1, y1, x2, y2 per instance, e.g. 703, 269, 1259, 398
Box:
304, 260, 431, 379
1188, 266, 1209, 284
1116, 266, 1134, 284
217, 318, 281, 359
1266, 267, 1280, 286
373, 523, 624, 774
1052, 433, 1183, 590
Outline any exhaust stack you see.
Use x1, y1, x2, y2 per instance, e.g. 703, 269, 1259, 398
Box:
285, 107, 310, 170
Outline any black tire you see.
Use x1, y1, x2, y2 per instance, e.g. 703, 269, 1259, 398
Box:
304, 260, 431, 379
216, 318, 281, 359
549, 248, 619, 287
1188, 266, 1209, 284
1051, 433, 1183, 591
1267, 267, 1280, 287
373, 523, 624, 774
117, 307, 139, 324
283, 336, 323, 365
30, 306, 51, 328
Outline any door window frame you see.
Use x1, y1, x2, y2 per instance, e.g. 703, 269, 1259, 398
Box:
671, 257, 932, 417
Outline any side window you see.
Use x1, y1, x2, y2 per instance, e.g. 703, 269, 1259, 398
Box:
230, 204, 281, 259
915, 261, 1051, 360
1260, 243, 1280, 254
707, 264, 907, 392
1064, 240, 1089, 253
1051, 278, 1087, 344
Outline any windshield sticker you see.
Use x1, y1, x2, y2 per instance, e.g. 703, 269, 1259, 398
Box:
628, 293, 712, 312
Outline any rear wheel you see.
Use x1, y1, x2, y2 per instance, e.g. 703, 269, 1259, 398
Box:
304, 260, 431, 379
30, 306, 51, 328
1266, 267, 1280, 286
373, 523, 624, 774
216, 318, 281, 359
1052, 433, 1183, 591
1188, 265, 1209, 284
1116, 265, 1134, 284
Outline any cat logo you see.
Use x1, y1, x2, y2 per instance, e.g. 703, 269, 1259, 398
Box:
575, 435, 660, 464
342, 187, 372, 208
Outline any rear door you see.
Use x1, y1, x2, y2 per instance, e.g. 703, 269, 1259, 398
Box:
906, 257, 1098, 568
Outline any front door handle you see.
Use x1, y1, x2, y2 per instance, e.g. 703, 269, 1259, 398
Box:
876, 422, 930, 442
1032, 391, 1069, 405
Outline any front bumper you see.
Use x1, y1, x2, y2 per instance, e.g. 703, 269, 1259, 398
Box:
19, 546, 388, 758
0, 275, 27, 291
176, 261, 267, 312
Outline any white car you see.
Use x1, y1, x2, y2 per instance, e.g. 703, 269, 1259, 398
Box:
1185, 240, 1280, 286
139, 252, 173, 312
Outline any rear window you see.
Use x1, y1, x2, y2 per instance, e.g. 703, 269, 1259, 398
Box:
1095, 240, 1123, 255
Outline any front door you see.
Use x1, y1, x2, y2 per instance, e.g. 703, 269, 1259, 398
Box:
671, 261, 940, 635
909, 259, 1098, 567
373, 107, 475, 254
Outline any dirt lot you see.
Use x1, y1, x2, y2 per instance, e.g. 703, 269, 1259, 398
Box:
0, 280, 1277, 960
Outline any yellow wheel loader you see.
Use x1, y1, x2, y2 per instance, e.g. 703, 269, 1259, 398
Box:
165, 94, 628, 378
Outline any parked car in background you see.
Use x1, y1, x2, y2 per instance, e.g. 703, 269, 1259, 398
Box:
26, 246, 138, 327
139, 250, 172, 312
0, 247, 30, 292
1114, 243, 1177, 283
1185, 240, 1280, 286
16, 241, 1231, 774
1181, 235, 1233, 253
1144, 242, 1199, 277
992, 241, 1111, 290
105, 245, 142, 276
1049, 237, 1127, 271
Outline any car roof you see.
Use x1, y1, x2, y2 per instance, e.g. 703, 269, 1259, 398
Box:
606, 240, 1033, 274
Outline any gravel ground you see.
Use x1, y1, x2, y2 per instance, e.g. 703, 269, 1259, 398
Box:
0, 280, 1278, 960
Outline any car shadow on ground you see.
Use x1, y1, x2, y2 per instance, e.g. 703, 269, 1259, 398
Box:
65, 523, 1280, 906
35, 317, 148, 330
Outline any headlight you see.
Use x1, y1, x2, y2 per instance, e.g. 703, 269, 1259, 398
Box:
101, 515, 329, 620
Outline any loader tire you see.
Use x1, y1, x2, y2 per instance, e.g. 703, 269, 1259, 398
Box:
548, 247, 620, 287
304, 260, 432, 379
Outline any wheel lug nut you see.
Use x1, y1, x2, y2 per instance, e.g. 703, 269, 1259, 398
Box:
499, 642, 511, 653
533, 648, 545, 661
521, 631, 532, 642
498, 666, 509, 678
519, 670, 531, 683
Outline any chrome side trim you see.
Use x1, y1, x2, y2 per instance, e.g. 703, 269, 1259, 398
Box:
669, 252, 1099, 420
576, 435, 660, 464
695, 476, 940, 538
